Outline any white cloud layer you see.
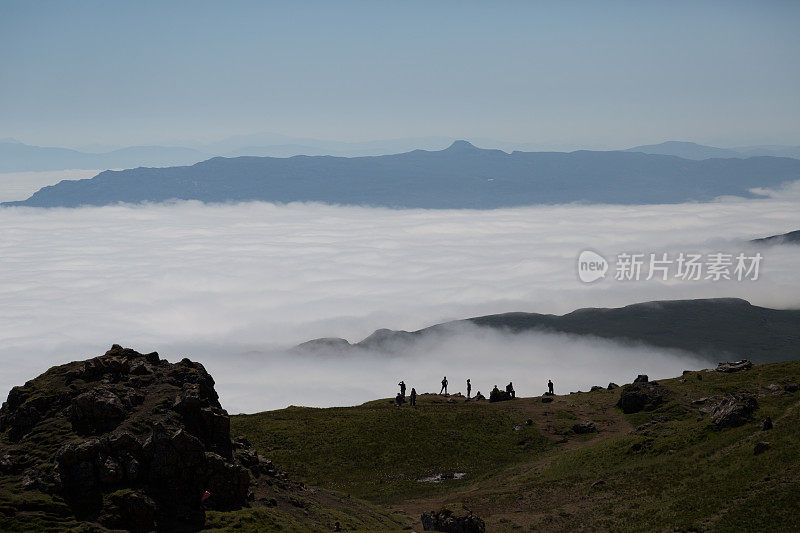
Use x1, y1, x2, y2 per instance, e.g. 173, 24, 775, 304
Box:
0, 169, 101, 202
0, 195, 798, 412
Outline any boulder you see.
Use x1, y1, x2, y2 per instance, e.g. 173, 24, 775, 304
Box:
617, 382, 669, 413
633, 375, 649, 383
709, 394, 758, 428
572, 421, 596, 434
590, 386, 604, 392
754, 441, 770, 455
607, 383, 619, 390
541, 396, 553, 403
421, 508, 486, 532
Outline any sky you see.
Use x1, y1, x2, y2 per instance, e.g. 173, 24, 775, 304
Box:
1, 189, 798, 412
2, 0, 799, 149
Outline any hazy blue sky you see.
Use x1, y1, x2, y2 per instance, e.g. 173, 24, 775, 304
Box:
1, 0, 799, 149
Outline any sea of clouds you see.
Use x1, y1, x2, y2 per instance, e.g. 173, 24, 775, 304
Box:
0, 177, 799, 412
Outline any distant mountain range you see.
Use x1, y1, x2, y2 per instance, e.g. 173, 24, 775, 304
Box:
0, 139, 207, 173
3, 136, 800, 175
5, 141, 800, 208
626, 141, 800, 160
298, 298, 800, 364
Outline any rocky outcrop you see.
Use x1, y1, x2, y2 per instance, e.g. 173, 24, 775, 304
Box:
421, 508, 486, 532
0, 345, 277, 531
716, 360, 753, 373
617, 381, 669, 413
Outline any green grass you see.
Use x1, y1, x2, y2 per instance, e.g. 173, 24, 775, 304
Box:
232, 396, 553, 504
232, 362, 800, 532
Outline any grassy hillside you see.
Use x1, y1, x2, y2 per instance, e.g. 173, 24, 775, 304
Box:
232, 361, 800, 532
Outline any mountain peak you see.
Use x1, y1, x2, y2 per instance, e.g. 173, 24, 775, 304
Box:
444, 140, 478, 152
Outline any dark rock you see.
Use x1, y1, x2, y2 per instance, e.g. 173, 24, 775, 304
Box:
203, 452, 251, 510
710, 394, 758, 428
754, 441, 770, 455
590, 386, 604, 392
617, 382, 669, 413
70, 387, 126, 434
20, 467, 43, 490
633, 374, 649, 383
525, 419, 533, 426
572, 421, 596, 434
541, 396, 553, 403
421, 508, 486, 532
716, 360, 753, 373
104, 489, 157, 531
762, 416, 773, 430
607, 383, 619, 390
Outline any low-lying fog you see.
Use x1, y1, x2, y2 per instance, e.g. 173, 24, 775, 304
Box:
1, 181, 799, 412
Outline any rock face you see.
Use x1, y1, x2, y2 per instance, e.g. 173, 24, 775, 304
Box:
716, 360, 753, 373
617, 382, 669, 413
633, 375, 649, 383
421, 508, 486, 532
0, 345, 272, 531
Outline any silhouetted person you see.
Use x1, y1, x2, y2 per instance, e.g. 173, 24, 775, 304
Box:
440, 376, 448, 395
410, 387, 417, 407
398, 380, 406, 398
466, 379, 471, 399
548, 379, 554, 395
334, 520, 342, 531
395, 392, 405, 406
506, 382, 515, 398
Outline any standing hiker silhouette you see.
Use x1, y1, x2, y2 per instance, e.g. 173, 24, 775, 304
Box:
440, 376, 448, 395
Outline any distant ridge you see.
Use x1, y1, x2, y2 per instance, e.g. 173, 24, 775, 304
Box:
751, 229, 800, 246
625, 141, 741, 160
5, 142, 800, 208
625, 140, 800, 160
297, 298, 800, 364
